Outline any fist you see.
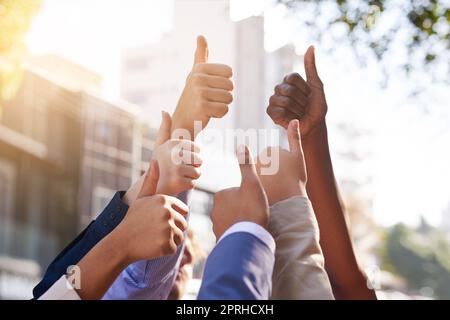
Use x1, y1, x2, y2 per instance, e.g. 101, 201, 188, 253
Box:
154, 138, 202, 196
210, 145, 270, 240
115, 160, 189, 263
257, 120, 307, 206
172, 36, 234, 138
267, 46, 327, 136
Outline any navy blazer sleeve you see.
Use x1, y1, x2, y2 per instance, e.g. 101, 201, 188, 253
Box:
32, 191, 129, 299
197, 232, 275, 300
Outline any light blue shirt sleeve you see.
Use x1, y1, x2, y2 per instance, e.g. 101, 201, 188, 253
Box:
102, 191, 189, 300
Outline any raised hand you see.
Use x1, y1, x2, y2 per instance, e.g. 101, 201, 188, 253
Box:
267, 46, 327, 136
172, 35, 234, 139
210, 146, 269, 240
256, 119, 307, 206
115, 160, 189, 261
153, 111, 202, 195
73, 162, 189, 300
123, 111, 202, 205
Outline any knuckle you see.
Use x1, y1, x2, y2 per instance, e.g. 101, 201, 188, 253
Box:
193, 63, 204, 73
227, 79, 235, 90
279, 97, 290, 107
197, 87, 208, 99
190, 73, 202, 86
163, 207, 172, 220
225, 92, 233, 104
168, 242, 178, 255
198, 100, 209, 110
268, 95, 277, 105
286, 85, 296, 96
216, 105, 229, 117
155, 194, 165, 206
224, 65, 233, 77
286, 72, 301, 83
184, 179, 195, 189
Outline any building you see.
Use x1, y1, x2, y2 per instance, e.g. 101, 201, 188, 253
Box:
0, 66, 85, 299
0, 55, 218, 299
0, 59, 148, 298
121, 0, 301, 132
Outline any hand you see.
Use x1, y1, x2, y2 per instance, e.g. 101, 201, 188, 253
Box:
267, 46, 327, 137
172, 35, 234, 139
123, 111, 202, 204
256, 120, 307, 206
113, 160, 189, 263
210, 145, 269, 240
153, 111, 202, 195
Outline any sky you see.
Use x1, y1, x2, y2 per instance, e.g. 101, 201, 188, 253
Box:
25, 0, 450, 227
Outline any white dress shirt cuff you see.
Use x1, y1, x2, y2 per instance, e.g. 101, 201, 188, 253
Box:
39, 275, 81, 300
217, 221, 276, 254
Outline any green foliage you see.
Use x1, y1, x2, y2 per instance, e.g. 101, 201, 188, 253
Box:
383, 223, 450, 299
277, 0, 449, 81
0, 0, 42, 106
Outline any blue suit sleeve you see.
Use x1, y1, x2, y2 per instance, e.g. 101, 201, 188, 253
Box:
32, 191, 129, 299
197, 232, 275, 300
103, 191, 189, 300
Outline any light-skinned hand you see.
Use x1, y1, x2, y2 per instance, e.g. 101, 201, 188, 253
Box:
172, 35, 234, 139
210, 145, 269, 240
256, 119, 307, 206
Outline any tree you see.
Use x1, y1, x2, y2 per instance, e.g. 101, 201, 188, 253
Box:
277, 0, 449, 84
382, 223, 450, 299
0, 0, 42, 112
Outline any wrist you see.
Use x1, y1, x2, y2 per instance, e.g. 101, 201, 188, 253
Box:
171, 112, 195, 139
301, 120, 327, 146
267, 181, 306, 206
106, 226, 133, 268
123, 177, 144, 206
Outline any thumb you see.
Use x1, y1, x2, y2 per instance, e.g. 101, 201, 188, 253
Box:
287, 119, 303, 159
304, 46, 321, 86
155, 111, 172, 147
193, 35, 208, 67
236, 145, 258, 187
137, 160, 159, 198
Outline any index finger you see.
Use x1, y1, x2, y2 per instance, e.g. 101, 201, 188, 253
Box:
166, 196, 189, 217
193, 63, 233, 78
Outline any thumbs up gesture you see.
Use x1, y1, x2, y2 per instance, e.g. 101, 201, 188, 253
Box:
172, 36, 234, 139
152, 111, 203, 196
210, 146, 270, 240
267, 46, 328, 137
122, 111, 202, 206
256, 120, 307, 206
114, 160, 189, 261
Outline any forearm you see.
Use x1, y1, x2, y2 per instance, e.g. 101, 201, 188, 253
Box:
75, 231, 129, 300
302, 121, 376, 299
269, 196, 334, 300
